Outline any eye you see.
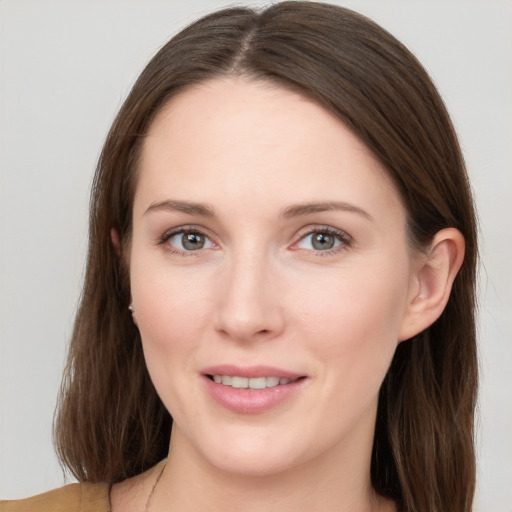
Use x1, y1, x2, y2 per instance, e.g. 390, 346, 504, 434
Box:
295, 227, 350, 252
163, 229, 216, 252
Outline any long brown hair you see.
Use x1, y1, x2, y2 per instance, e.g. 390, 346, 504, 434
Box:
54, 3, 478, 511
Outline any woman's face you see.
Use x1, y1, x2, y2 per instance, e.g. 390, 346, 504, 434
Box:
129, 78, 419, 477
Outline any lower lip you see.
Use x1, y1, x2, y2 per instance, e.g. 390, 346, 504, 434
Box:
203, 376, 306, 414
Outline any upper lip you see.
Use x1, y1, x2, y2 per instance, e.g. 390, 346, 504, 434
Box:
201, 364, 304, 380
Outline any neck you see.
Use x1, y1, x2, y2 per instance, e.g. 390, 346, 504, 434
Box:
151, 427, 394, 512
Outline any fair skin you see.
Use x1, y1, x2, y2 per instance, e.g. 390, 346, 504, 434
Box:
111, 77, 464, 512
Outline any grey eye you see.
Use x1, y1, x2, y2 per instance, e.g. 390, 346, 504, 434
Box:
312, 233, 336, 250
182, 232, 205, 250
169, 231, 213, 251
297, 231, 343, 251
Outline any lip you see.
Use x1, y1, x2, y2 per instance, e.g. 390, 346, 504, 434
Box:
201, 365, 308, 415
201, 364, 303, 380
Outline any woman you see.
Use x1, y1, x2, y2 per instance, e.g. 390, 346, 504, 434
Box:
1, 2, 477, 511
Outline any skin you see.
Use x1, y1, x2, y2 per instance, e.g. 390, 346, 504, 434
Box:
110, 77, 464, 512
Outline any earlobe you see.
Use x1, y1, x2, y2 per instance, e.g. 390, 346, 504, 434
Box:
399, 228, 465, 341
128, 303, 138, 326
111, 228, 137, 326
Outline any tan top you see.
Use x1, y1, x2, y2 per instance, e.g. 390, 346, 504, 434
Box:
0, 482, 110, 512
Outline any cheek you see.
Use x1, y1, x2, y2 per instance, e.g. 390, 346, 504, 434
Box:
290, 264, 410, 443
303, 265, 406, 331
129, 251, 215, 376
296, 257, 410, 383
129, 260, 218, 421
131, 243, 211, 328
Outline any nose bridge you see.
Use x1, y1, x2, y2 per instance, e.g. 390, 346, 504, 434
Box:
215, 243, 284, 341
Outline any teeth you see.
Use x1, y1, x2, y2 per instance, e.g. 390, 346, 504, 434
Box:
212, 375, 295, 389
248, 377, 266, 389
231, 376, 248, 388
266, 376, 280, 387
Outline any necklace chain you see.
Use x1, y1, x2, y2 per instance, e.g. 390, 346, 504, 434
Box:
143, 461, 167, 512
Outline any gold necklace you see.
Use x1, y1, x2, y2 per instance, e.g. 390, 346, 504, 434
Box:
143, 461, 167, 512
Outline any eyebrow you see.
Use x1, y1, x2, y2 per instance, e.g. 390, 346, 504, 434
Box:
280, 201, 374, 221
143, 199, 373, 222
144, 199, 215, 217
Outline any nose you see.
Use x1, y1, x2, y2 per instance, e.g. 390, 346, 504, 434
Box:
214, 250, 285, 342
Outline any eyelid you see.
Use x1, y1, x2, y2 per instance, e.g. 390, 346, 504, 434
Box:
291, 225, 352, 254
158, 225, 219, 255
156, 223, 351, 256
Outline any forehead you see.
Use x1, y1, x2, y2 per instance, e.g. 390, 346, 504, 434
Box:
135, 77, 405, 224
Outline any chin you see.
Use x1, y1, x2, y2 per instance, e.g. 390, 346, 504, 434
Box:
186, 424, 309, 478
207, 447, 302, 478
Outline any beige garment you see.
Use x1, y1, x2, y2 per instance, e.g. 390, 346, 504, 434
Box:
0, 482, 110, 512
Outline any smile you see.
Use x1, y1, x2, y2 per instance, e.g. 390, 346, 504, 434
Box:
202, 365, 307, 413
210, 375, 297, 389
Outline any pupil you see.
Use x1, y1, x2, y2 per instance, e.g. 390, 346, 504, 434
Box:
182, 233, 204, 250
312, 233, 334, 250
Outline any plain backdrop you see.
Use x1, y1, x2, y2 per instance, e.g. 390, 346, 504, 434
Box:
0, 1, 510, 510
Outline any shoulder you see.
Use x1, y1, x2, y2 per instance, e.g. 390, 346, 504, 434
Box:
0, 482, 110, 512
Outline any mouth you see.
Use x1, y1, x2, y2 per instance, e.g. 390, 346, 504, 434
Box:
206, 374, 303, 389
201, 365, 307, 413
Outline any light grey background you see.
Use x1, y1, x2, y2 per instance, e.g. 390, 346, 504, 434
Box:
0, 1, 510, 510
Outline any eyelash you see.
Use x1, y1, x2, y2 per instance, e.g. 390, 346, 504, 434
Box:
157, 225, 352, 257
158, 225, 215, 256
292, 225, 352, 256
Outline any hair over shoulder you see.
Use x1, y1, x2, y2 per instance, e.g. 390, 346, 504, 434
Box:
54, 3, 478, 511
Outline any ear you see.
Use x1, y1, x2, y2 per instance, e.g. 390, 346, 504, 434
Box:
111, 228, 137, 324
111, 228, 121, 257
398, 228, 465, 342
